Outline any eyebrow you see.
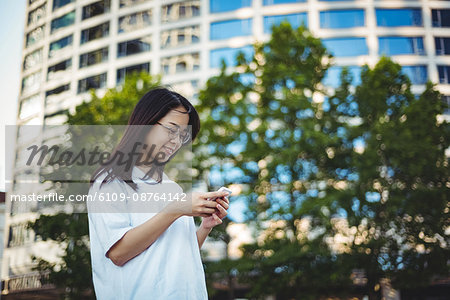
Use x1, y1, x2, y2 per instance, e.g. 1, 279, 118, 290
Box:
168, 122, 180, 128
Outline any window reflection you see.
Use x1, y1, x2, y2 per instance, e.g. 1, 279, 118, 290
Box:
22, 71, 41, 94
26, 25, 45, 47
78, 73, 107, 93
117, 63, 150, 83
161, 1, 200, 23
435, 37, 450, 55
320, 10, 365, 28
379, 37, 425, 55
117, 36, 151, 57
28, 4, 46, 27
263, 13, 307, 33
210, 0, 251, 13
118, 10, 152, 33
80, 47, 109, 68
161, 53, 200, 74
161, 25, 200, 49
402, 66, 427, 85
438, 66, 450, 84
119, 0, 148, 8
47, 59, 72, 80
23, 48, 43, 71
81, 22, 110, 44
376, 9, 422, 27
19, 95, 41, 120
432, 9, 450, 28
210, 19, 252, 40
82, 0, 111, 20
49, 35, 73, 58
322, 37, 368, 57
51, 11, 75, 33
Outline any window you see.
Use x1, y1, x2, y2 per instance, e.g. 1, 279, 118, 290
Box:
210, 19, 252, 40
442, 95, 450, 115
117, 36, 151, 57
23, 48, 43, 71
26, 25, 45, 47
161, 1, 200, 23
8, 223, 35, 247
263, 0, 305, 5
46, 84, 70, 97
49, 35, 73, 58
432, 10, 450, 28
28, 4, 46, 26
161, 25, 200, 49
118, 10, 152, 33
19, 94, 41, 120
78, 73, 107, 93
79, 48, 108, 68
210, 45, 254, 68
402, 66, 427, 84
438, 66, 450, 84
161, 53, 200, 75
117, 63, 150, 83
435, 37, 450, 55
53, 0, 74, 11
119, 0, 147, 8
322, 37, 368, 57
263, 13, 307, 33
51, 11, 75, 33
47, 59, 72, 80
81, 22, 109, 44
320, 10, 365, 28
376, 9, 422, 27
379, 37, 425, 55
22, 71, 41, 94
323, 66, 361, 88
82, 0, 110, 20
210, 0, 251, 13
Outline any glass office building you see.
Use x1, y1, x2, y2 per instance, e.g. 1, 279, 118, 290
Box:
4, 0, 450, 296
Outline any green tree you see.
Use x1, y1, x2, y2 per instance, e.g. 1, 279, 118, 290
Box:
27, 72, 161, 299
194, 21, 449, 299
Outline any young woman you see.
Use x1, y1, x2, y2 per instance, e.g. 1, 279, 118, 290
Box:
87, 88, 230, 299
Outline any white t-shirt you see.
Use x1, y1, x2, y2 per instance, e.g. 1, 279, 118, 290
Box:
87, 166, 208, 300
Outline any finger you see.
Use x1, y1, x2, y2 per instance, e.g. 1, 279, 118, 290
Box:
201, 207, 216, 214
216, 204, 228, 217
200, 213, 211, 218
213, 213, 223, 223
202, 190, 228, 199
203, 199, 220, 208
216, 199, 229, 209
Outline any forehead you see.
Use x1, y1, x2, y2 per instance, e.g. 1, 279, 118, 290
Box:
159, 107, 189, 126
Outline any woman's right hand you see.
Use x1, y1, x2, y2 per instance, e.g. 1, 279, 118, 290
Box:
164, 190, 229, 218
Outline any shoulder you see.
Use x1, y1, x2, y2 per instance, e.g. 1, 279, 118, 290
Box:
89, 171, 130, 194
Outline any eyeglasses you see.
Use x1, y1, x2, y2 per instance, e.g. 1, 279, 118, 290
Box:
156, 121, 191, 144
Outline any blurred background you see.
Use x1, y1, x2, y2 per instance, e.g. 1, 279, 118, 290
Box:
0, 0, 449, 299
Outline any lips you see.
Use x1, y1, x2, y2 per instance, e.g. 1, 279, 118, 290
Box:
163, 146, 175, 156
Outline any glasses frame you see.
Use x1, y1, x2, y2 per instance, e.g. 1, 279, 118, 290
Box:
155, 121, 191, 144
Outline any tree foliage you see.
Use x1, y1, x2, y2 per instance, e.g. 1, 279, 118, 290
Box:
194, 22, 449, 299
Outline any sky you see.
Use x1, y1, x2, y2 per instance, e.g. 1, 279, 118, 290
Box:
0, 0, 26, 192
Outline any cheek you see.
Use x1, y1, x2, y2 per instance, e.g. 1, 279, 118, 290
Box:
144, 131, 167, 149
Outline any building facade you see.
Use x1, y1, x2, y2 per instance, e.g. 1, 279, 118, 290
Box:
3, 0, 450, 297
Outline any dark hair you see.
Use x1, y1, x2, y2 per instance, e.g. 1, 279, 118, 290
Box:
90, 87, 200, 191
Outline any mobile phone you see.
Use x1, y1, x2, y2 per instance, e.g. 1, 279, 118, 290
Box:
208, 186, 232, 201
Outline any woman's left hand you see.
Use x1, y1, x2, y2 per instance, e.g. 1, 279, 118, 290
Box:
200, 196, 229, 230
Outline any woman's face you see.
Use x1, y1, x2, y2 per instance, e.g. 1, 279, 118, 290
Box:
143, 106, 189, 164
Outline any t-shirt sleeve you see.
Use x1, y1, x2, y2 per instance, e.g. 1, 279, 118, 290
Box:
87, 179, 134, 259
